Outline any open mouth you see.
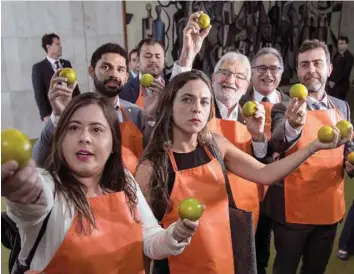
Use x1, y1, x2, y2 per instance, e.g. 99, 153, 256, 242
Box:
76, 150, 93, 161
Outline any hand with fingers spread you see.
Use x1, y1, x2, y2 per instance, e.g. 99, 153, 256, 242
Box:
244, 102, 266, 142
309, 126, 354, 153
2, 159, 43, 204
172, 218, 199, 243
179, 11, 212, 67
48, 69, 78, 116
285, 98, 307, 129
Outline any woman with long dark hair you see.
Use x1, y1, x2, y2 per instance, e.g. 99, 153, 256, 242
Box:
135, 70, 352, 274
2, 92, 198, 274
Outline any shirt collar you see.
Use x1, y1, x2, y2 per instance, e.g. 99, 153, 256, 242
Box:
216, 99, 239, 121
46, 56, 60, 65
253, 88, 280, 103
306, 92, 329, 108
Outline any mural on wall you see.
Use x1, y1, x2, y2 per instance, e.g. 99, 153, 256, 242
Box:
141, 1, 342, 84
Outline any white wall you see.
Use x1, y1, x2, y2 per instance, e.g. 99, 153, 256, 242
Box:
1, 1, 126, 139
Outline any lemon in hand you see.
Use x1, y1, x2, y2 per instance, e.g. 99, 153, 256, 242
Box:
289, 83, 308, 100
59, 68, 77, 85
197, 13, 210, 29
317, 126, 335, 143
140, 74, 154, 88
1, 129, 32, 168
348, 152, 354, 164
178, 198, 204, 221
242, 101, 257, 117
335, 120, 353, 138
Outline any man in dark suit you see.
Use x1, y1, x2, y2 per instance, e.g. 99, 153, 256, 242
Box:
128, 48, 139, 81
32, 33, 80, 121
328, 35, 354, 101
269, 39, 354, 274
239, 47, 291, 274
120, 38, 166, 110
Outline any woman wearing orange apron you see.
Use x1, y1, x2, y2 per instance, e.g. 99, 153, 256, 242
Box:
135, 71, 349, 274
2, 93, 198, 274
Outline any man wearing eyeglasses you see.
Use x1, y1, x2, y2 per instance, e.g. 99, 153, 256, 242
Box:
239, 47, 291, 274
171, 11, 267, 235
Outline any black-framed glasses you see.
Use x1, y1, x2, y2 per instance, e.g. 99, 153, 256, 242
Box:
252, 65, 282, 74
217, 69, 248, 81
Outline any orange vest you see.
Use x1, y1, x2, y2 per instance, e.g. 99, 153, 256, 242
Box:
162, 146, 235, 274
209, 118, 260, 229
120, 108, 143, 176
28, 192, 144, 274
284, 102, 345, 224
135, 86, 144, 109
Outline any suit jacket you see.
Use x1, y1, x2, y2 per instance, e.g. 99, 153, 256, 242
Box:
240, 87, 291, 164
32, 58, 80, 120
329, 50, 354, 92
265, 94, 354, 224
120, 76, 140, 104
32, 98, 145, 168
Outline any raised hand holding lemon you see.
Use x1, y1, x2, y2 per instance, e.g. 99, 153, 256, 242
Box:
59, 68, 77, 85
289, 83, 308, 100
1, 129, 32, 168
197, 13, 210, 29
140, 74, 154, 88
242, 101, 257, 118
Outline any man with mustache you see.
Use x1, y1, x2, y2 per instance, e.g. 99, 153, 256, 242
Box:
32, 43, 146, 176
171, 11, 268, 235
120, 38, 166, 112
239, 47, 291, 274
269, 39, 354, 274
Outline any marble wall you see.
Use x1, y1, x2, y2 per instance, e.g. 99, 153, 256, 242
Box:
1, 1, 126, 139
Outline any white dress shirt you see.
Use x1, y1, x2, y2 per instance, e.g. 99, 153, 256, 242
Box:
46, 56, 62, 71
7, 169, 189, 272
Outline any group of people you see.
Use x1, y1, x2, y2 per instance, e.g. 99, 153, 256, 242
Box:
2, 11, 354, 274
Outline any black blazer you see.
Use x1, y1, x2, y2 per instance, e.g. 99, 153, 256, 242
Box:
32, 58, 80, 120
119, 76, 140, 104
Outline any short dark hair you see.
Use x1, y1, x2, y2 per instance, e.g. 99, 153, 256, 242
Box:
137, 38, 164, 57
129, 48, 138, 61
338, 35, 349, 44
90, 43, 128, 69
42, 33, 60, 53
297, 39, 331, 66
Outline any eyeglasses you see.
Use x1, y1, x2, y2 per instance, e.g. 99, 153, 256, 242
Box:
252, 65, 282, 74
217, 69, 248, 81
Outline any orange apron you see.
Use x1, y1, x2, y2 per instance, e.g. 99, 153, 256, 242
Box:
209, 118, 260, 229
120, 108, 143, 176
284, 101, 345, 224
135, 86, 144, 109
254, 93, 280, 201
162, 146, 235, 274
28, 192, 144, 274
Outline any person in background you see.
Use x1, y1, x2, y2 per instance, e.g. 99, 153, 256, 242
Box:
128, 48, 140, 81
328, 35, 354, 101
32, 33, 80, 122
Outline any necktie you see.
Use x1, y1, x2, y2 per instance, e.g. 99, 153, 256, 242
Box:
312, 102, 327, 110
54, 61, 60, 70
262, 97, 270, 102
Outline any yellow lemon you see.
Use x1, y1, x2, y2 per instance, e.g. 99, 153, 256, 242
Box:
335, 120, 353, 138
289, 83, 308, 100
348, 152, 354, 164
59, 68, 77, 85
242, 101, 257, 117
197, 13, 210, 29
178, 198, 204, 221
317, 126, 334, 143
1, 129, 32, 168
140, 74, 154, 88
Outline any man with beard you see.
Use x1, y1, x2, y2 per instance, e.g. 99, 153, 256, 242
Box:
32, 43, 146, 175
120, 38, 166, 111
171, 11, 267, 233
269, 39, 354, 274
